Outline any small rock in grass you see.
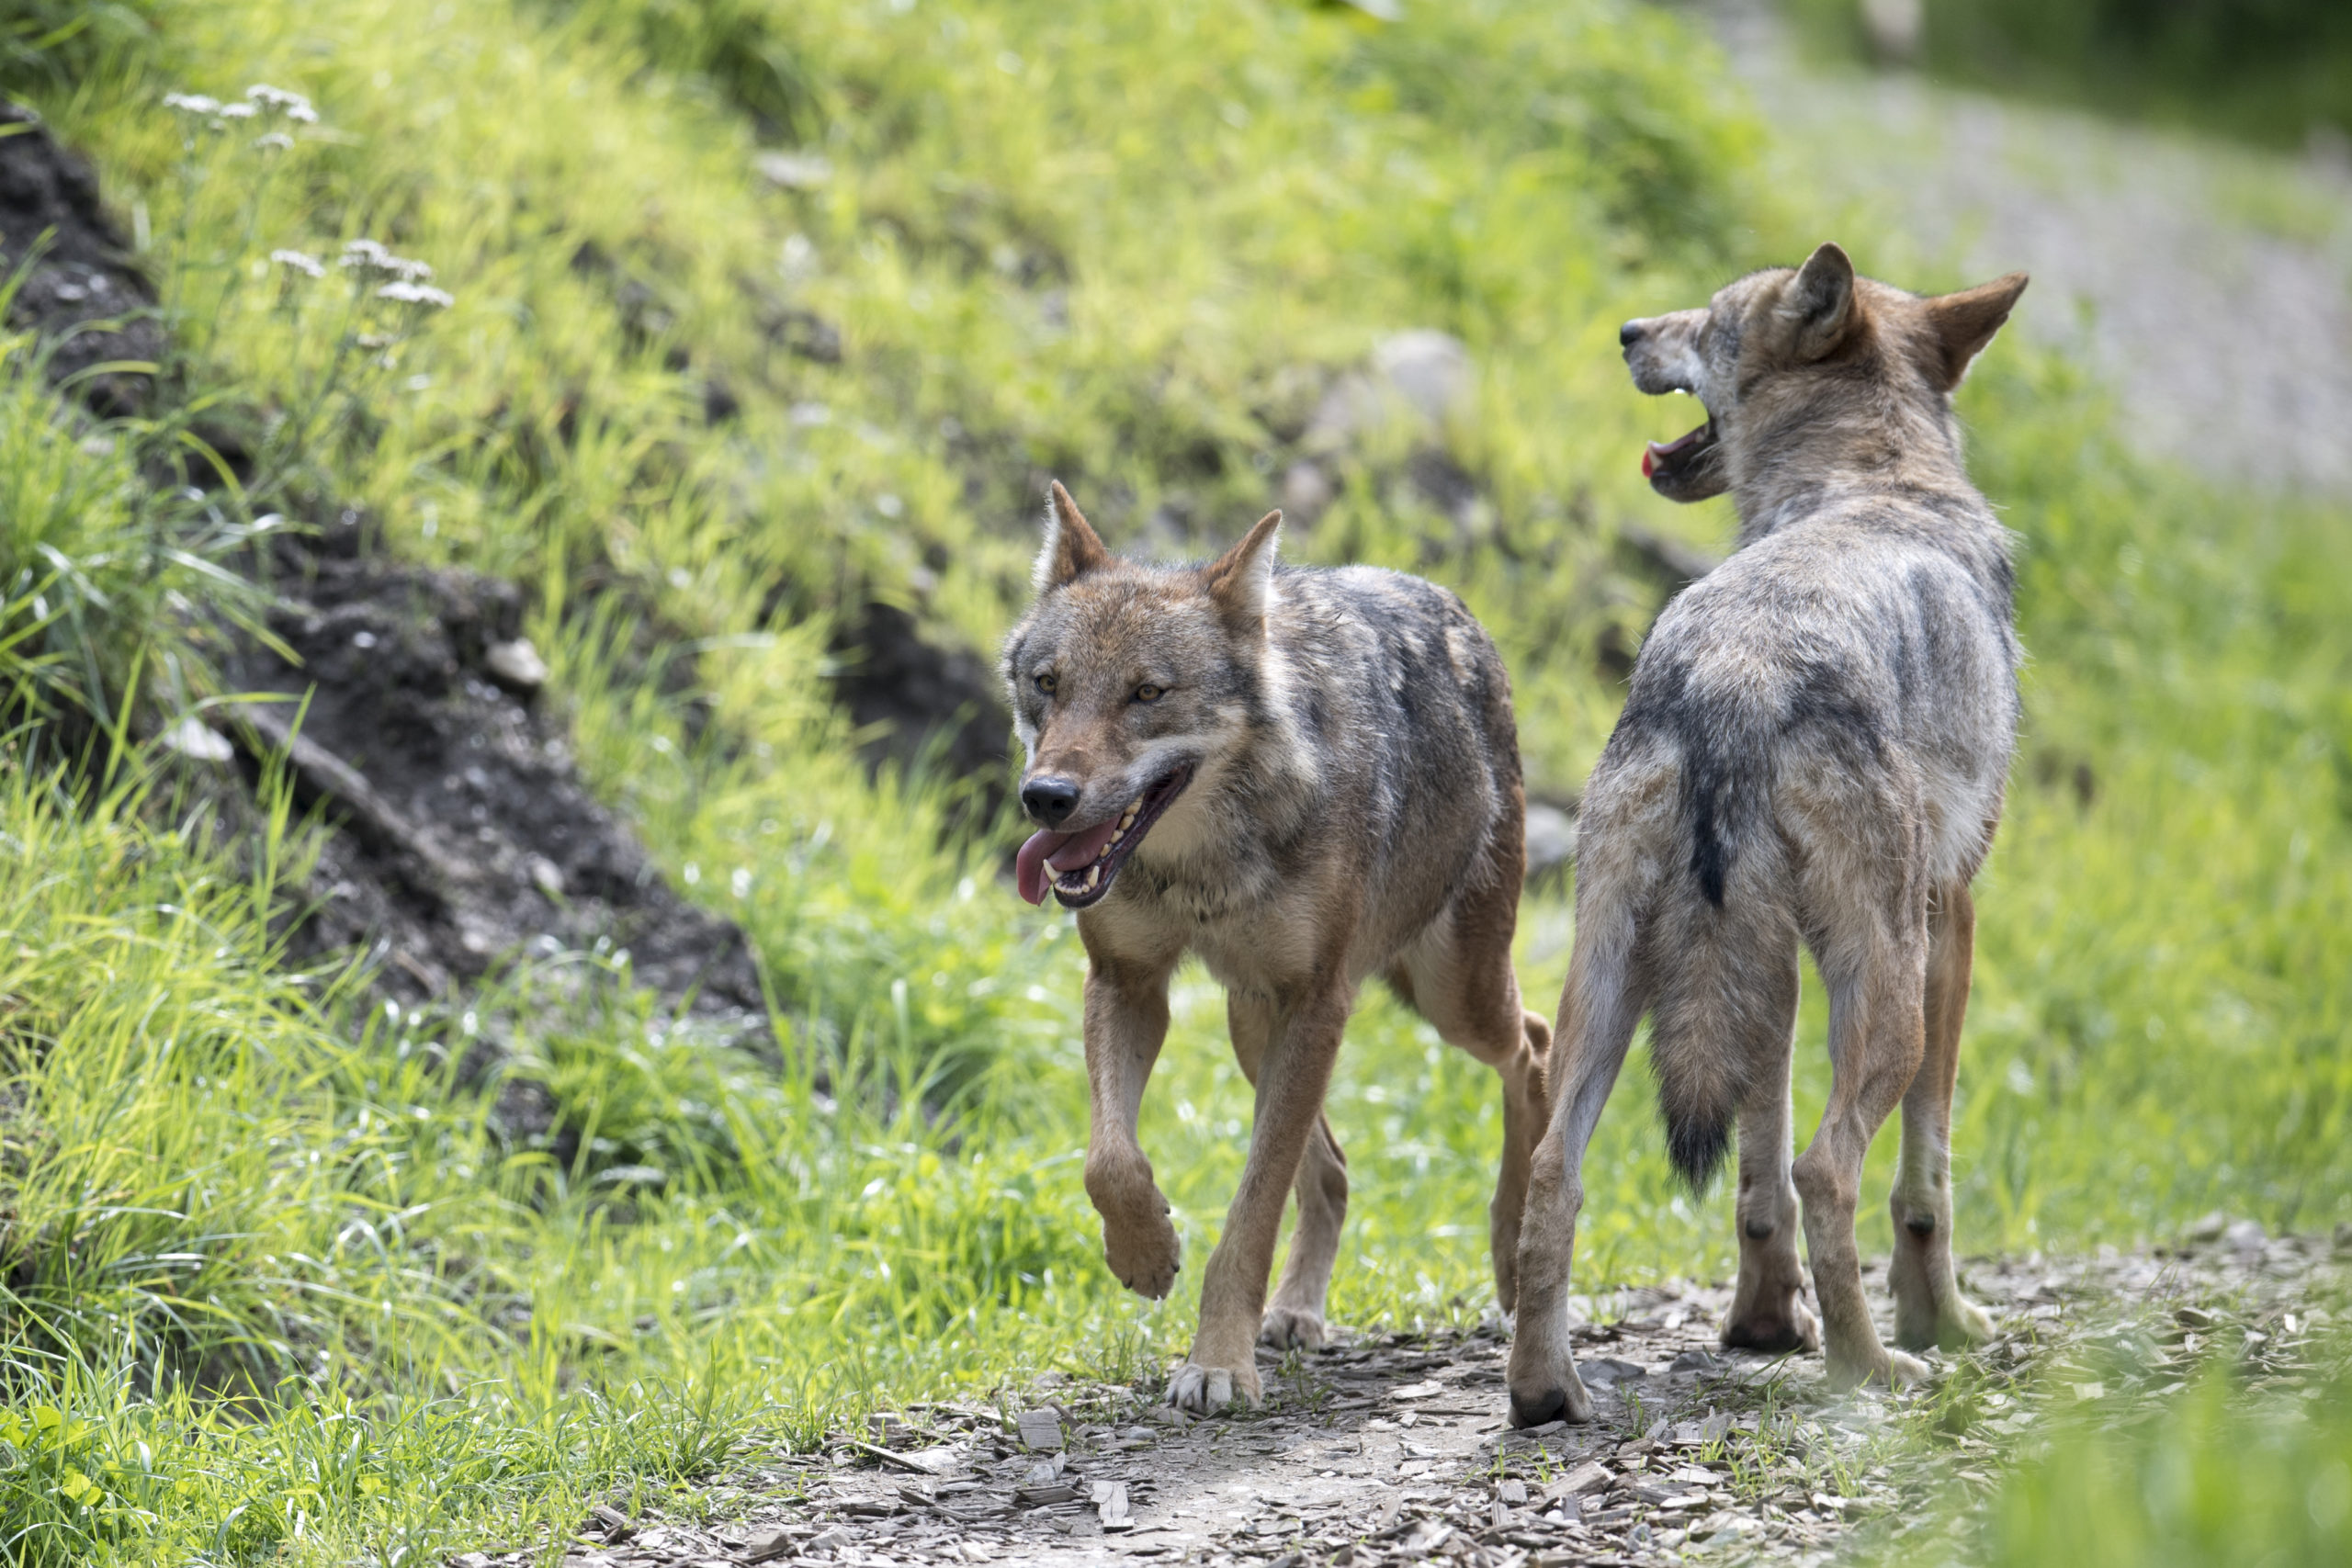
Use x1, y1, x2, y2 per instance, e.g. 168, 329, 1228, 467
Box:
1525, 802, 1577, 887
483, 637, 548, 693
2222, 1218, 2267, 1253
754, 151, 833, 189
1498, 1479, 1528, 1506
808, 1525, 854, 1551
2185, 1211, 2230, 1244
161, 716, 234, 764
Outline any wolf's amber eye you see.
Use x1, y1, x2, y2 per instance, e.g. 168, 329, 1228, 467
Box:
1133, 683, 1163, 704
1035, 672, 1057, 696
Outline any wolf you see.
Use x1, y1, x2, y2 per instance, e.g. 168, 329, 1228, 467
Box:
1004, 482, 1552, 1411
1505, 244, 2030, 1425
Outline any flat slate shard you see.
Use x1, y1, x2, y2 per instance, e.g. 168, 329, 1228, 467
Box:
1015, 1409, 1063, 1451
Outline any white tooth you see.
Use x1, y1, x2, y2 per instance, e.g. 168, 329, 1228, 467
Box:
1083, 865, 1100, 891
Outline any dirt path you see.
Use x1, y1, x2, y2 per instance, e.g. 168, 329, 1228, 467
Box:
487, 1228, 2345, 1568
1702, 0, 2352, 496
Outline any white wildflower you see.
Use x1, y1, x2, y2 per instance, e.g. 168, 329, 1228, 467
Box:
163, 92, 223, 116
244, 84, 319, 123
254, 131, 294, 152
269, 248, 324, 278
388, 255, 435, 283
376, 280, 454, 310
217, 101, 258, 120
338, 238, 395, 275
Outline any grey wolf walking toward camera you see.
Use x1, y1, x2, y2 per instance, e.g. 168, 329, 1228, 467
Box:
1506, 244, 2030, 1426
1004, 482, 1551, 1412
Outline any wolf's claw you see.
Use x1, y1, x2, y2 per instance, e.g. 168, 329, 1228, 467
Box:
1100, 1199, 1180, 1301
1723, 1291, 1821, 1353
1165, 1359, 1261, 1413
1257, 1305, 1327, 1351
1826, 1346, 1930, 1392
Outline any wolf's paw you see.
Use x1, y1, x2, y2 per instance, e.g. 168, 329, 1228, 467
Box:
1899, 1293, 1996, 1352
1723, 1292, 1821, 1354
1826, 1346, 1930, 1393
1165, 1359, 1262, 1414
1504, 1343, 1597, 1428
1099, 1195, 1181, 1301
1258, 1305, 1327, 1351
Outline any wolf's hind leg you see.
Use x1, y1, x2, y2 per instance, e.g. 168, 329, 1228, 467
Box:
1083, 951, 1183, 1301
1722, 1010, 1819, 1353
1389, 870, 1551, 1316
1261, 1115, 1347, 1350
1229, 992, 1350, 1350
1793, 922, 1931, 1391
1889, 882, 1995, 1351
1504, 884, 1646, 1427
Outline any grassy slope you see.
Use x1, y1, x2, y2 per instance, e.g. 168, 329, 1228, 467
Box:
0, 0, 2345, 1562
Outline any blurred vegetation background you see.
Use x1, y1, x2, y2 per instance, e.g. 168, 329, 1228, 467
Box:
1788, 0, 2352, 148
0, 0, 2342, 1562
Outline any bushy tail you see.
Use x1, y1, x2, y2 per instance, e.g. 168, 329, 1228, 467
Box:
1645, 854, 1796, 1195
1654, 1055, 1740, 1191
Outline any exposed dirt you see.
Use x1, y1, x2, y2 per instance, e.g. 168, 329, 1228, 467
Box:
204, 515, 770, 1032
828, 598, 1010, 807
0, 104, 160, 414
459, 1228, 2345, 1568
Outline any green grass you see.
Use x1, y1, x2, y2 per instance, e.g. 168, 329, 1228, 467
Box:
0, 0, 2345, 1562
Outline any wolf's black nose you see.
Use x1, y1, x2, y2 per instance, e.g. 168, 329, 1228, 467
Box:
1022, 777, 1081, 826
1619, 320, 1645, 347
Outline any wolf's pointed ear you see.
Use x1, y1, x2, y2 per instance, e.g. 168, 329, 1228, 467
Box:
1204, 510, 1282, 628
1924, 271, 2029, 390
1785, 242, 1857, 360
1035, 480, 1111, 592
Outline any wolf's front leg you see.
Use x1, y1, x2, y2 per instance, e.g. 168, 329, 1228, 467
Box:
1168, 981, 1351, 1413
1082, 952, 1182, 1300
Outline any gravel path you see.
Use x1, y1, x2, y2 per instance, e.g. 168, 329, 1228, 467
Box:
1702, 0, 2352, 495
481, 1228, 2346, 1568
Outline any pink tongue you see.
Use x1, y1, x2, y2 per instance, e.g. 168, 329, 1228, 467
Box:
1046, 818, 1121, 873
1015, 829, 1069, 906
1014, 818, 1125, 906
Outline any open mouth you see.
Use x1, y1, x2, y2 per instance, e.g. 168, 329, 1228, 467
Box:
1014, 765, 1193, 910
1636, 380, 1731, 502
1641, 413, 1718, 492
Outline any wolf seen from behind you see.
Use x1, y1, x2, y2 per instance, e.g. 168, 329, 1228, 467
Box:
1506, 244, 2030, 1425
1005, 482, 1551, 1412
